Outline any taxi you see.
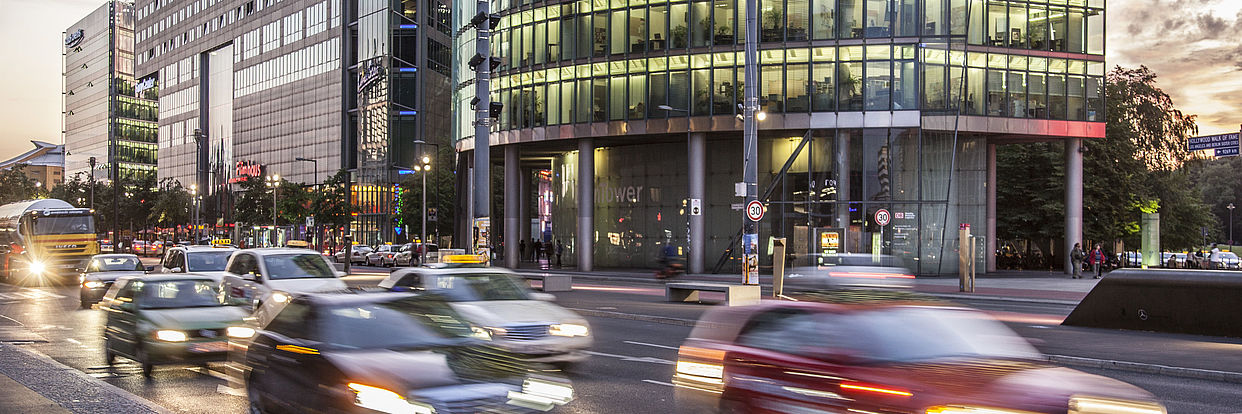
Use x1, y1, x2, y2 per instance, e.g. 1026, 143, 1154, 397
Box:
219, 248, 347, 312
378, 256, 592, 369
673, 296, 1166, 414
100, 274, 251, 378
158, 244, 237, 283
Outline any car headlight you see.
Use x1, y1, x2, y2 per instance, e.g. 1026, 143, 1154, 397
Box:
84, 280, 105, 289
226, 326, 256, 339
549, 323, 589, 337
154, 330, 187, 342
29, 261, 45, 274
347, 383, 435, 414
1068, 396, 1166, 414
270, 291, 291, 304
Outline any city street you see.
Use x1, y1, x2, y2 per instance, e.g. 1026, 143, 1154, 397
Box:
2, 266, 1242, 413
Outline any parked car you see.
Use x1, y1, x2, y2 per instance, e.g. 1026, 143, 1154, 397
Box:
242, 291, 573, 413
1221, 251, 1240, 270
220, 248, 348, 313
364, 244, 396, 267
159, 245, 238, 283
100, 274, 251, 378
79, 254, 147, 308
783, 254, 915, 291
378, 264, 592, 369
333, 245, 373, 265
674, 299, 1167, 414
1118, 251, 1142, 268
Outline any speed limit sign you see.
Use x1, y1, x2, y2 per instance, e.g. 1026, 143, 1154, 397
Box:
746, 200, 765, 222
875, 208, 891, 226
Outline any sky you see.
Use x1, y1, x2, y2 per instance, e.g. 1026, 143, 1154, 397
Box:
0, 0, 1240, 161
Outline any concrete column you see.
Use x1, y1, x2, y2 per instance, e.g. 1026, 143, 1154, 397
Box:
577, 138, 595, 271
688, 132, 706, 274
1065, 138, 1084, 274
504, 145, 520, 269
835, 131, 851, 253
519, 167, 532, 254
986, 142, 997, 272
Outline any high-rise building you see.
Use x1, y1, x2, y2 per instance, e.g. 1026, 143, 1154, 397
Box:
455, 0, 1105, 274
64, 1, 158, 186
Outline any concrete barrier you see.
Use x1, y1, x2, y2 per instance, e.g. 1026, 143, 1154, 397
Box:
1063, 269, 1242, 337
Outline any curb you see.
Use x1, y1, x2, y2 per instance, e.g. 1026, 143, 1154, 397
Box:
566, 306, 1242, 385
0, 343, 173, 414
923, 292, 1081, 306
1046, 354, 1242, 384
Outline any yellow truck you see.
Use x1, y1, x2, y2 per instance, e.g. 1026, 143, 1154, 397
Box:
0, 199, 99, 285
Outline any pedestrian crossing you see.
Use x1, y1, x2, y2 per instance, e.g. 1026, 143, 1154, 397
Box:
0, 288, 66, 301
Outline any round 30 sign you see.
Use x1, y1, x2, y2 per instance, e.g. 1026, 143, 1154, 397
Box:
875, 208, 892, 226
746, 200, 765, 222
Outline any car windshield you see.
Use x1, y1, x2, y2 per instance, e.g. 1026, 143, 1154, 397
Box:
263, 254, 337, 279
32, 215, 95, 235
850, 307, 1040, 363
138, 280, 223, 309
187, 251, 233, 271
87, 256, 143, 272
319, 297, 475, 349
1222, 252, 1239, 260
424, 273, 530, 301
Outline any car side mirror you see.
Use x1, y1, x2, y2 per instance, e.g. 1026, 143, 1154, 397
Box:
530, 292, 556, 302
167, 267, 182, 273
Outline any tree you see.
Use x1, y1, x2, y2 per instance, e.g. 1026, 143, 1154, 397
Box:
148, 179, 191, 230
234, 175, 272, 226
49, 174, 89, 206
313, 169, 354, 235
0, 166, 38, 204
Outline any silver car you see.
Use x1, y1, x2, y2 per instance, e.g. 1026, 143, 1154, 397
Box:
333, 245, 372, 265
364, 244, 397, 267
783, 253, 916, 292
80, 254, 147, 308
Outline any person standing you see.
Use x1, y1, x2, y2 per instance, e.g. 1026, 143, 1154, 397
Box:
1070, 243, 1085, 279
1210, 243, 1222, 270
1088, 244, 1105, 279
519, 240, 527, 263
555, 240, 564, 267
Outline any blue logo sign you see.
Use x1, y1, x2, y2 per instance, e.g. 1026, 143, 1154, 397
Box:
65, 29, 84, 48
1187, 133, 1240, 151
1216, 147, 1239, 157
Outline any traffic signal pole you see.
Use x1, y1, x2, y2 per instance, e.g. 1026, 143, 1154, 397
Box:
472, 1, 495, 259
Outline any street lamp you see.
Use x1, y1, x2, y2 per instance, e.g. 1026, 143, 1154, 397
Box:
190, 184, 199, 244
414, 155, 432, 264
266, 174, 280, 246
1229, 203, 1236, 245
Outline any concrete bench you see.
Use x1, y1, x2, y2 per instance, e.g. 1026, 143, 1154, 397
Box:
666, 282, 761, 306
521, 273, 573, 292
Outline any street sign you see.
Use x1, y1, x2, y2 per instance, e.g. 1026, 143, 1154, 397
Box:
689, 198, 702, 216
1216, 147, 1239, 157
874, 209, 891, 226
1187, 133, 1240, 151
746, 200, 765, 221
305, 216, 315, 227
427, 207, 438, 222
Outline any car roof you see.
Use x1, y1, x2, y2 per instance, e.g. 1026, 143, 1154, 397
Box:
115, 273, 217, 283
687, 294, 957, 342
296, 291, 448, 307
91, 254, 140, 260
181, 245, 237, 251
237, 248, 325, 256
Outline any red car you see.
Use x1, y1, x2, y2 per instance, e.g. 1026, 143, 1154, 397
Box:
674, 300, 1166, 414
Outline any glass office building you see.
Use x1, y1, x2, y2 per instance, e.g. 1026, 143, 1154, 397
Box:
462, 0, 1106, 274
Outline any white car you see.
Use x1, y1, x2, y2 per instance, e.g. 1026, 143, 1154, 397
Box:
333, 245, 372, 265
364, 244, 397, 267
159, 245, 237, 283
377, 265, 591, 368
220, 248, 347, 312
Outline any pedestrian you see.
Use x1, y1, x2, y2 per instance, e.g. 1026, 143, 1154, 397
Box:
531, 238, 539, 262
1070, 243, 1085, 279
1210, 243, 1222, 270
1088, 244, 1105, 279
519, 240, 526, 263
533, 240, 543, 261
556, 240, 564, 267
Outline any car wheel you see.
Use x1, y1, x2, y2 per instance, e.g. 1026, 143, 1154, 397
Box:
247, 369, 269, 414
137, 343, 154, 378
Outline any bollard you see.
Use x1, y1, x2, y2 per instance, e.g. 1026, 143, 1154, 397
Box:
772, 238, 786, 298
959, 225, 972, 292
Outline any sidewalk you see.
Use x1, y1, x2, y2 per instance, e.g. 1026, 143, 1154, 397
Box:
0, 343, 169, 413
507, 263, 1097, 303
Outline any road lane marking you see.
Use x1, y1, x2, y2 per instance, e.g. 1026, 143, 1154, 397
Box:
65, 338, 81, 346
624, 340, 679, 351
583, 350, 674, 365
641, 379, 674, 387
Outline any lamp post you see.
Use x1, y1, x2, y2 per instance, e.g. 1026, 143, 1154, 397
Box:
1229, 203, 1236, 245
414, 155, 431, 265
88, 156, 96, 212
266, 174, 280, 246
296, 157, 319, 249
190, 184, 199, 244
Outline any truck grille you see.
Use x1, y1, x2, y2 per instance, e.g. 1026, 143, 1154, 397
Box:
502, 324, 548, 341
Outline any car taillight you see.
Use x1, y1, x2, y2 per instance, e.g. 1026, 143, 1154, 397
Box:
840, 381, 912, 398
674, 346, 726, 392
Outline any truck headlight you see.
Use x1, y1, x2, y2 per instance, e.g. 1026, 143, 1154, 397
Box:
84, 280, 104, 289
29, 261, 45, 274
155, 330, 187, 342
347, 383, 435, 414
226, 326, 255, 338
549, 323, 589, 337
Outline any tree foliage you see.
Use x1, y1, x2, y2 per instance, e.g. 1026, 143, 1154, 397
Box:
312, 169, 354, 231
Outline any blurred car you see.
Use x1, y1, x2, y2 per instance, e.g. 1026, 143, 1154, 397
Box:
334, 245, 373, 265
392, 243, 416, 266
364, 244, 397, 267
100, 239, 113, 253
147, 241, 165, 256
159, 245, 237, 283
242, 291, 573, 414
79, 254, 146, 308
1119, 251, 1142, 268
378, 263, 592, 368
100, 274, 251, 378
673, 300, 1166, 414
1220, 252, 1240, 270
220, 248, 348, 312
129, 240, 146, 255
783, 254, 915, 292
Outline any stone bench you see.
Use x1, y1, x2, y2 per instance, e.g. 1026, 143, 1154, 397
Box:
521, 273, 573, 292
666, 282, 761, 306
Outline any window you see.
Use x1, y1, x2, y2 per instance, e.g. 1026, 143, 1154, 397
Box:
691, 1, 711, 47
227, 253, 258, 275
787, 64, 809, 112
265, 300, 313, 339
650, 5, 668, 51
840, 0, 863, 38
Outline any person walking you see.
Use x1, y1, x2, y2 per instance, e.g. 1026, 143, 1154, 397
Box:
1070, 243, 1085, 279
555, 240, 564, 267
1210, 243, 1222, 270
1088, 244, 1105, 279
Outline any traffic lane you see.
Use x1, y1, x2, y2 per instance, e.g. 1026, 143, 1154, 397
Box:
1011, 323, 1242, 374
0, 283, 247, 414
1072, 366, 1242, 413
559, 315, 688, 414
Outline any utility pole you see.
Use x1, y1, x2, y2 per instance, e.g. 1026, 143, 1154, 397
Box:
469, 5, 500, 259
741, 0, 760, 285
1229, 203, 1236, 245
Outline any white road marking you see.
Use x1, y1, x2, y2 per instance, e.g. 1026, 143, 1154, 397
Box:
641, 379, 674, 387
583, 350, 674, 365
624, 340, 679, 351
65, 338, 81, 345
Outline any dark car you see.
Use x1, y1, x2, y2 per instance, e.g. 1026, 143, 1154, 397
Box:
242, 292, 574, 414
79, 254, 146, 308
674, 300, 1166, 414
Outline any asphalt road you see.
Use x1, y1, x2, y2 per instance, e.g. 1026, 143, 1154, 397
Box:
2, 268, 1241, 413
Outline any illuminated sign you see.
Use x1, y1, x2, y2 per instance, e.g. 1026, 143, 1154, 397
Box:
135, 76, 158, 95
228, 161, 263, 183
65, 29, 84, 47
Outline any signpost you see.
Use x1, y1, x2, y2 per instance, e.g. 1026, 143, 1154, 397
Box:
689, 198, 702, 216
1187, 132, 1241, 157
746, 200, 765, 222
874, 209, 891, 227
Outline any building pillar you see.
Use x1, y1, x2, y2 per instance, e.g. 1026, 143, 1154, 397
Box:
986, 142, 997, 273
1065, 138, 1084, 274
835, 131, 851, 253
688, 132, 706, 274
504, 145, 520, 269
577, 138, 595, 271
519, 167, 532, 255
